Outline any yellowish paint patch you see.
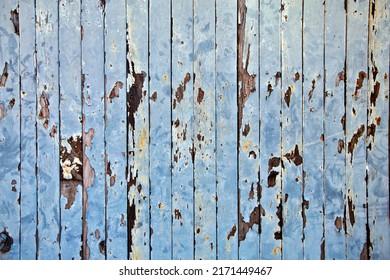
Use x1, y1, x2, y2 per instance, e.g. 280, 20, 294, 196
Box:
205, 235, 210, 241
242, 140, 252, 151
273, 246, 281, 256
163, 74, 168, 84
140, 128, 147, 150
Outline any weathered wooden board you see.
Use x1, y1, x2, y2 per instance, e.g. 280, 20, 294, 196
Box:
0, 0, 389, 260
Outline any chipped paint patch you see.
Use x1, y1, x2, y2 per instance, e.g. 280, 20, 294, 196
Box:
10, 8, 19, 36
108, 81, 124, 102
0, 230, 13, 254
0, 62, 9, 87
38, 92, 50, 129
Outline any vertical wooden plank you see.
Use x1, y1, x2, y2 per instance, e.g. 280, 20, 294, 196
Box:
302, 0, 325, 260
105, 0, 127, 260
238, 0, 260, 260
216, 0, 238, 260
126, 0, 150, 260
19, 0, 37, 260
0, 0, 20, 260
368, 0, 389, 260
345, 0, 369, 260
149, 0, 172, 260
324, 0, 347, 260
171, 0, 194, 260
36, 0, 60, 259
280, 0, 303, 260
194, 0, 216, 260
58, 0, 82, 260
81, 0, 106, 260
259, 0, 282, 260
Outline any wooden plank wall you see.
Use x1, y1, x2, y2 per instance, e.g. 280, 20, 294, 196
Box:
0, 0, 388, 260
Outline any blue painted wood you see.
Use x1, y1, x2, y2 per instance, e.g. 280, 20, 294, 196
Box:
368, 0, 389, 260
171, 0, 194, 260
324, 0, 347, 260
281, 0, 304, 260
149, 0, 172, 260
36, 0, 61, 259
104, 0, 127, 260
345, 0, 369, 260
193, 0, 216, 260
238, 0, 260, 260
216, 0, 238, 260
19, 0, 37, 260
259, 0, 282, 260
81, 0, 106, 260
126, 0, 150, 260
59, 0, 82, 260
302, 0, 325, 260
0, 0, 20, 260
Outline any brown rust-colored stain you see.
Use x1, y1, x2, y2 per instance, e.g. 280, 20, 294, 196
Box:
197, 87, 204, 104
150, 91, 157, 102
38, 92, 50, 129
320, 240, 325, 260
238, 205, 264, 242
284, 145, 303, 166
238, 0, 257, 129
98, 240, 106, 255
267, 170, 279, 188
49, 125, 57, 138
0, 230, 13, 254
99, 0, 106, 11
197, 133, 204, 142
174, 118, 180, 128
302, 199, 309, 228
284, 193, 289, 203
284, 86, 292, 107
347, 124, 365, 163
352, 71, 366, 99
360, 242, 372, 260
336, 70, 345, 87
175, 72, 191, 104
279, 3, 285, 12
227, 225, 237, 240
372, 66, 378, 81
189, 146, 196, 164
341, 114, 346, 133
338, 139, 344, 153
10, 9, 19, 36
367, 123, 376, 140
127, 61, 147, 130
274, 71, 281, 87
347, 193, 355, 227
335, 216, 343, 232
174, 209, 182, 220
249, 183, 255, 200
274, 201, 283, 240
248, 150, 256, 159
267, 82, 273, 96
11, 179, 16, 185
9, 98, 15, 109
243, 124, 250, 137
294, 72, 300, 82
127, 199, 136, 253
268, 157, 280, 172
308, 79, 315, 102
108, 81, 124, 102
0, 62, 8, 87
0, 103, 7, 121
370, 81, 380, 107
375, 116, 381, 125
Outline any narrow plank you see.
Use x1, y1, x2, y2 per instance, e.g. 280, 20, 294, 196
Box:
237, 0, 260, 260
81, 0, 106, 260
19, 0, 37, 260
149, 0, 172, 260
216, 0, 238, 260
324, 0, 347, 260
58, 0, 82, 260
104, 0, 127, 260
345, 0, 369, 260
171, 0, 194, 260
0, 0, 21, 260
36, 0, 60, 259
193, 0, 216, 260
280, 0, 304, 260
259, 0, 282, 260
126, 0, 150, 260
367, 0, 389, 260
302, 0, 325, 260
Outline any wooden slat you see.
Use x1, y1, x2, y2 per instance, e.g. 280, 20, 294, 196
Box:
193, 0, 216, 260
58, 0, 82, 260
215, 0, 238, 260
368, 0, 389, 260
281, 0, 304, 260
36, 0, 60, 259
324, 0, 347, 260
302, 0, 325, 260
238, 0, 260, 260
259, 0, 282, 260
171, 0, 194, 260
19, 0, 37, 260
345, 0, 369, 260
0, 0, 21, 260
104, 0, 127, 260
126, 0, 150, 260
149, 0, 172, 260
81, 0, 106, 260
